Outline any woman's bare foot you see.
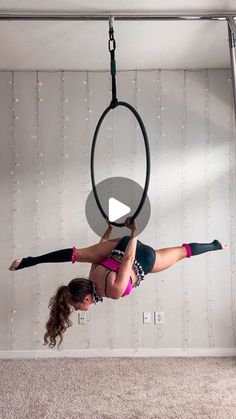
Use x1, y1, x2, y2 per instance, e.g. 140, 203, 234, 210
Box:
9, 259, 22, 271
221, 243, 229, 250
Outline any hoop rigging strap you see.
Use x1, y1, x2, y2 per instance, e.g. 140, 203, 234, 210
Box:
108, 20, 118, 108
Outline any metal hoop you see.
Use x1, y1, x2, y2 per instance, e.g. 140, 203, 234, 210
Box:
90, 101, 150, 227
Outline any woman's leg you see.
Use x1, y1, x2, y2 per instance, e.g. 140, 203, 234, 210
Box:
151, 240, 227, 274
9, 237, 122, 270
151, 246, 187, 273
76, 238, 122, 263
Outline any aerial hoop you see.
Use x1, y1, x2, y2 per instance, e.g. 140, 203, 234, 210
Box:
90, 18, 150, 227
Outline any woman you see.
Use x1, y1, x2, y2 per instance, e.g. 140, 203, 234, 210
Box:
9, 217, 226, 349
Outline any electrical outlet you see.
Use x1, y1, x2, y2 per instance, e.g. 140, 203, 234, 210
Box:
154, 311, 164, 325
78, 312, 87, 324
143, 312, 151, 324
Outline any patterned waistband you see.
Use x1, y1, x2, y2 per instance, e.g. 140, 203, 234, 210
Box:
111, 249, 145, 287
92, 283, 103, 304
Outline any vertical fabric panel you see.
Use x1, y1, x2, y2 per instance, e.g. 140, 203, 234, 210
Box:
0, 73, 13, 348
33, 72, 63, 348
208, 70, 233, 347
155, 71, 185, 349
10, 72, 37, 349
185, 70, 209, 348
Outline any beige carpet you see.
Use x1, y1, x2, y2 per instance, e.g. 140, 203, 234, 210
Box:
0, 357, 236, 419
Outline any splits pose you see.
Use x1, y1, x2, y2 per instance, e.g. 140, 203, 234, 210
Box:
9, 217, 226, 349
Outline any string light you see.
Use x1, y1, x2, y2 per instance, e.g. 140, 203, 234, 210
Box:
31, 72, 40, 348
228, 76, 236, 345
130, 70, 141, 349
204, 70, 215, 349
154, 69, 166, 342
9, 72, 18, 349
130, 70, 138, 170
181, 70, 190, 350
79, 71, 92, 348
59, 71, 70, 253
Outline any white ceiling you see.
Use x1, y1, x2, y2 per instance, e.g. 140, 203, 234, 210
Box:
0, 0, 235, 70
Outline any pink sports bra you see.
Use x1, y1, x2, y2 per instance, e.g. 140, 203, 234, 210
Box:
97, 257, 133, 297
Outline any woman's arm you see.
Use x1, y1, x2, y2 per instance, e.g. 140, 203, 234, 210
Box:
112, 218, 138, 298
88, 222, 113, 274
99, 222, 113, 243
119, 221, 137, 260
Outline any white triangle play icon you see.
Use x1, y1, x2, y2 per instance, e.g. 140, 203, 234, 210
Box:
109, 197, 131, 222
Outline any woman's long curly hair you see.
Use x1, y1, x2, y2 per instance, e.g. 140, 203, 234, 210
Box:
43, 277, 93, 350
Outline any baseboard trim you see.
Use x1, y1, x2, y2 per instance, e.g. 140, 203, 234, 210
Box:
0, 348, 236, 359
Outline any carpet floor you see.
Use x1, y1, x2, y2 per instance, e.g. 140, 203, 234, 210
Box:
0, 357, 236, 419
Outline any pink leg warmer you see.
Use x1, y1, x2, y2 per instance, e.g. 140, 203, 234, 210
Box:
182, 243, 192, 258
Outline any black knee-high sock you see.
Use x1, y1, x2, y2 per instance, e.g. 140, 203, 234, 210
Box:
15, 248, 74, 270
182, 240, 222, 258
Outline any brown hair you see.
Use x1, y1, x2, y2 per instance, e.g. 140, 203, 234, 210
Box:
43, 278, 93, 349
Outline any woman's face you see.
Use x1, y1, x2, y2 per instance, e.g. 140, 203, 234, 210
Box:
71, 294, 93, 311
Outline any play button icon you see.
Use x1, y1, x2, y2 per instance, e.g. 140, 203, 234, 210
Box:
109, 198, 131, 222
85, 176, 151, 237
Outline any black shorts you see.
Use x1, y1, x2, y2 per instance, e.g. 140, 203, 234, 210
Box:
115, 236, 156, 275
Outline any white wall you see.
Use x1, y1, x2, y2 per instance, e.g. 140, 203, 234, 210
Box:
0, 69, 235, 357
